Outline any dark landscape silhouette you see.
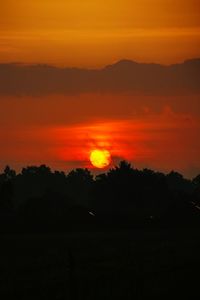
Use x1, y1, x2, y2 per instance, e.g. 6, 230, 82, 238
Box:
1, 163, 200, 299
0, 161, 200, 231
0, 162, 200, 299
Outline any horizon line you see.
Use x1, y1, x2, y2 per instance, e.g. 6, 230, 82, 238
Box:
1, 57, 200, 70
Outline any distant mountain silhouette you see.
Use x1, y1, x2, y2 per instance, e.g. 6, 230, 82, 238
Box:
0, 58, 200, 96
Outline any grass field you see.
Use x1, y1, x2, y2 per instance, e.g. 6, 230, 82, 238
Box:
0, 227, 200, 299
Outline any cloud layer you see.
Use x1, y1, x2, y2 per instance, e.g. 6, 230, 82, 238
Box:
0, 59, 200, 96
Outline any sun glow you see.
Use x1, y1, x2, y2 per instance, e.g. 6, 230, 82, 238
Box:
90, 149, 111, 169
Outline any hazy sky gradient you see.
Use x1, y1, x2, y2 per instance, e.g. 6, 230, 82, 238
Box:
1, 0, 200, 67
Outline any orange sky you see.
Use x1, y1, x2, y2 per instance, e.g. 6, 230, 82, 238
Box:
1, 0, 200, 67
0, 94, 200, 177
0, 1, 200, 177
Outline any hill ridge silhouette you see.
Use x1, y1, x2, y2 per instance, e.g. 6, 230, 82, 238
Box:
0, 58, 200, 96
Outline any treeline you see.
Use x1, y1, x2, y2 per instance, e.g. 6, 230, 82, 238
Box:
0, 161, 200, 231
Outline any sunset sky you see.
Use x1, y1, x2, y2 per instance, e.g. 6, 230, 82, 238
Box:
1, 0, 200, 66
0, 0, 200, 177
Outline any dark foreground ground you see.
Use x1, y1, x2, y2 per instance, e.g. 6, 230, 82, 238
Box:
0, 227, 200, 299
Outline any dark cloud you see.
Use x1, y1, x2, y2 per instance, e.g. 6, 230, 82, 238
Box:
0, 59, 200, 96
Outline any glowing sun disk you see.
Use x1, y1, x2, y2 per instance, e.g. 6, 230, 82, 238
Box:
90, 149, 111, 169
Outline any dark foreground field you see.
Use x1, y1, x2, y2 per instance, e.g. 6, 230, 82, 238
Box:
0, 227, 200, 299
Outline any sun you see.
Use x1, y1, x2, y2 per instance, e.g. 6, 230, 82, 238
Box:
90, 149, 111, 169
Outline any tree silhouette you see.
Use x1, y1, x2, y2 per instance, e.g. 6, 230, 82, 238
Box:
193, 174, 200, 186
3, 165, 16, 181
192, 174, 200, 205
66, 168, 93, 206
0, 162, 198, 231
0, 166, 16, 211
